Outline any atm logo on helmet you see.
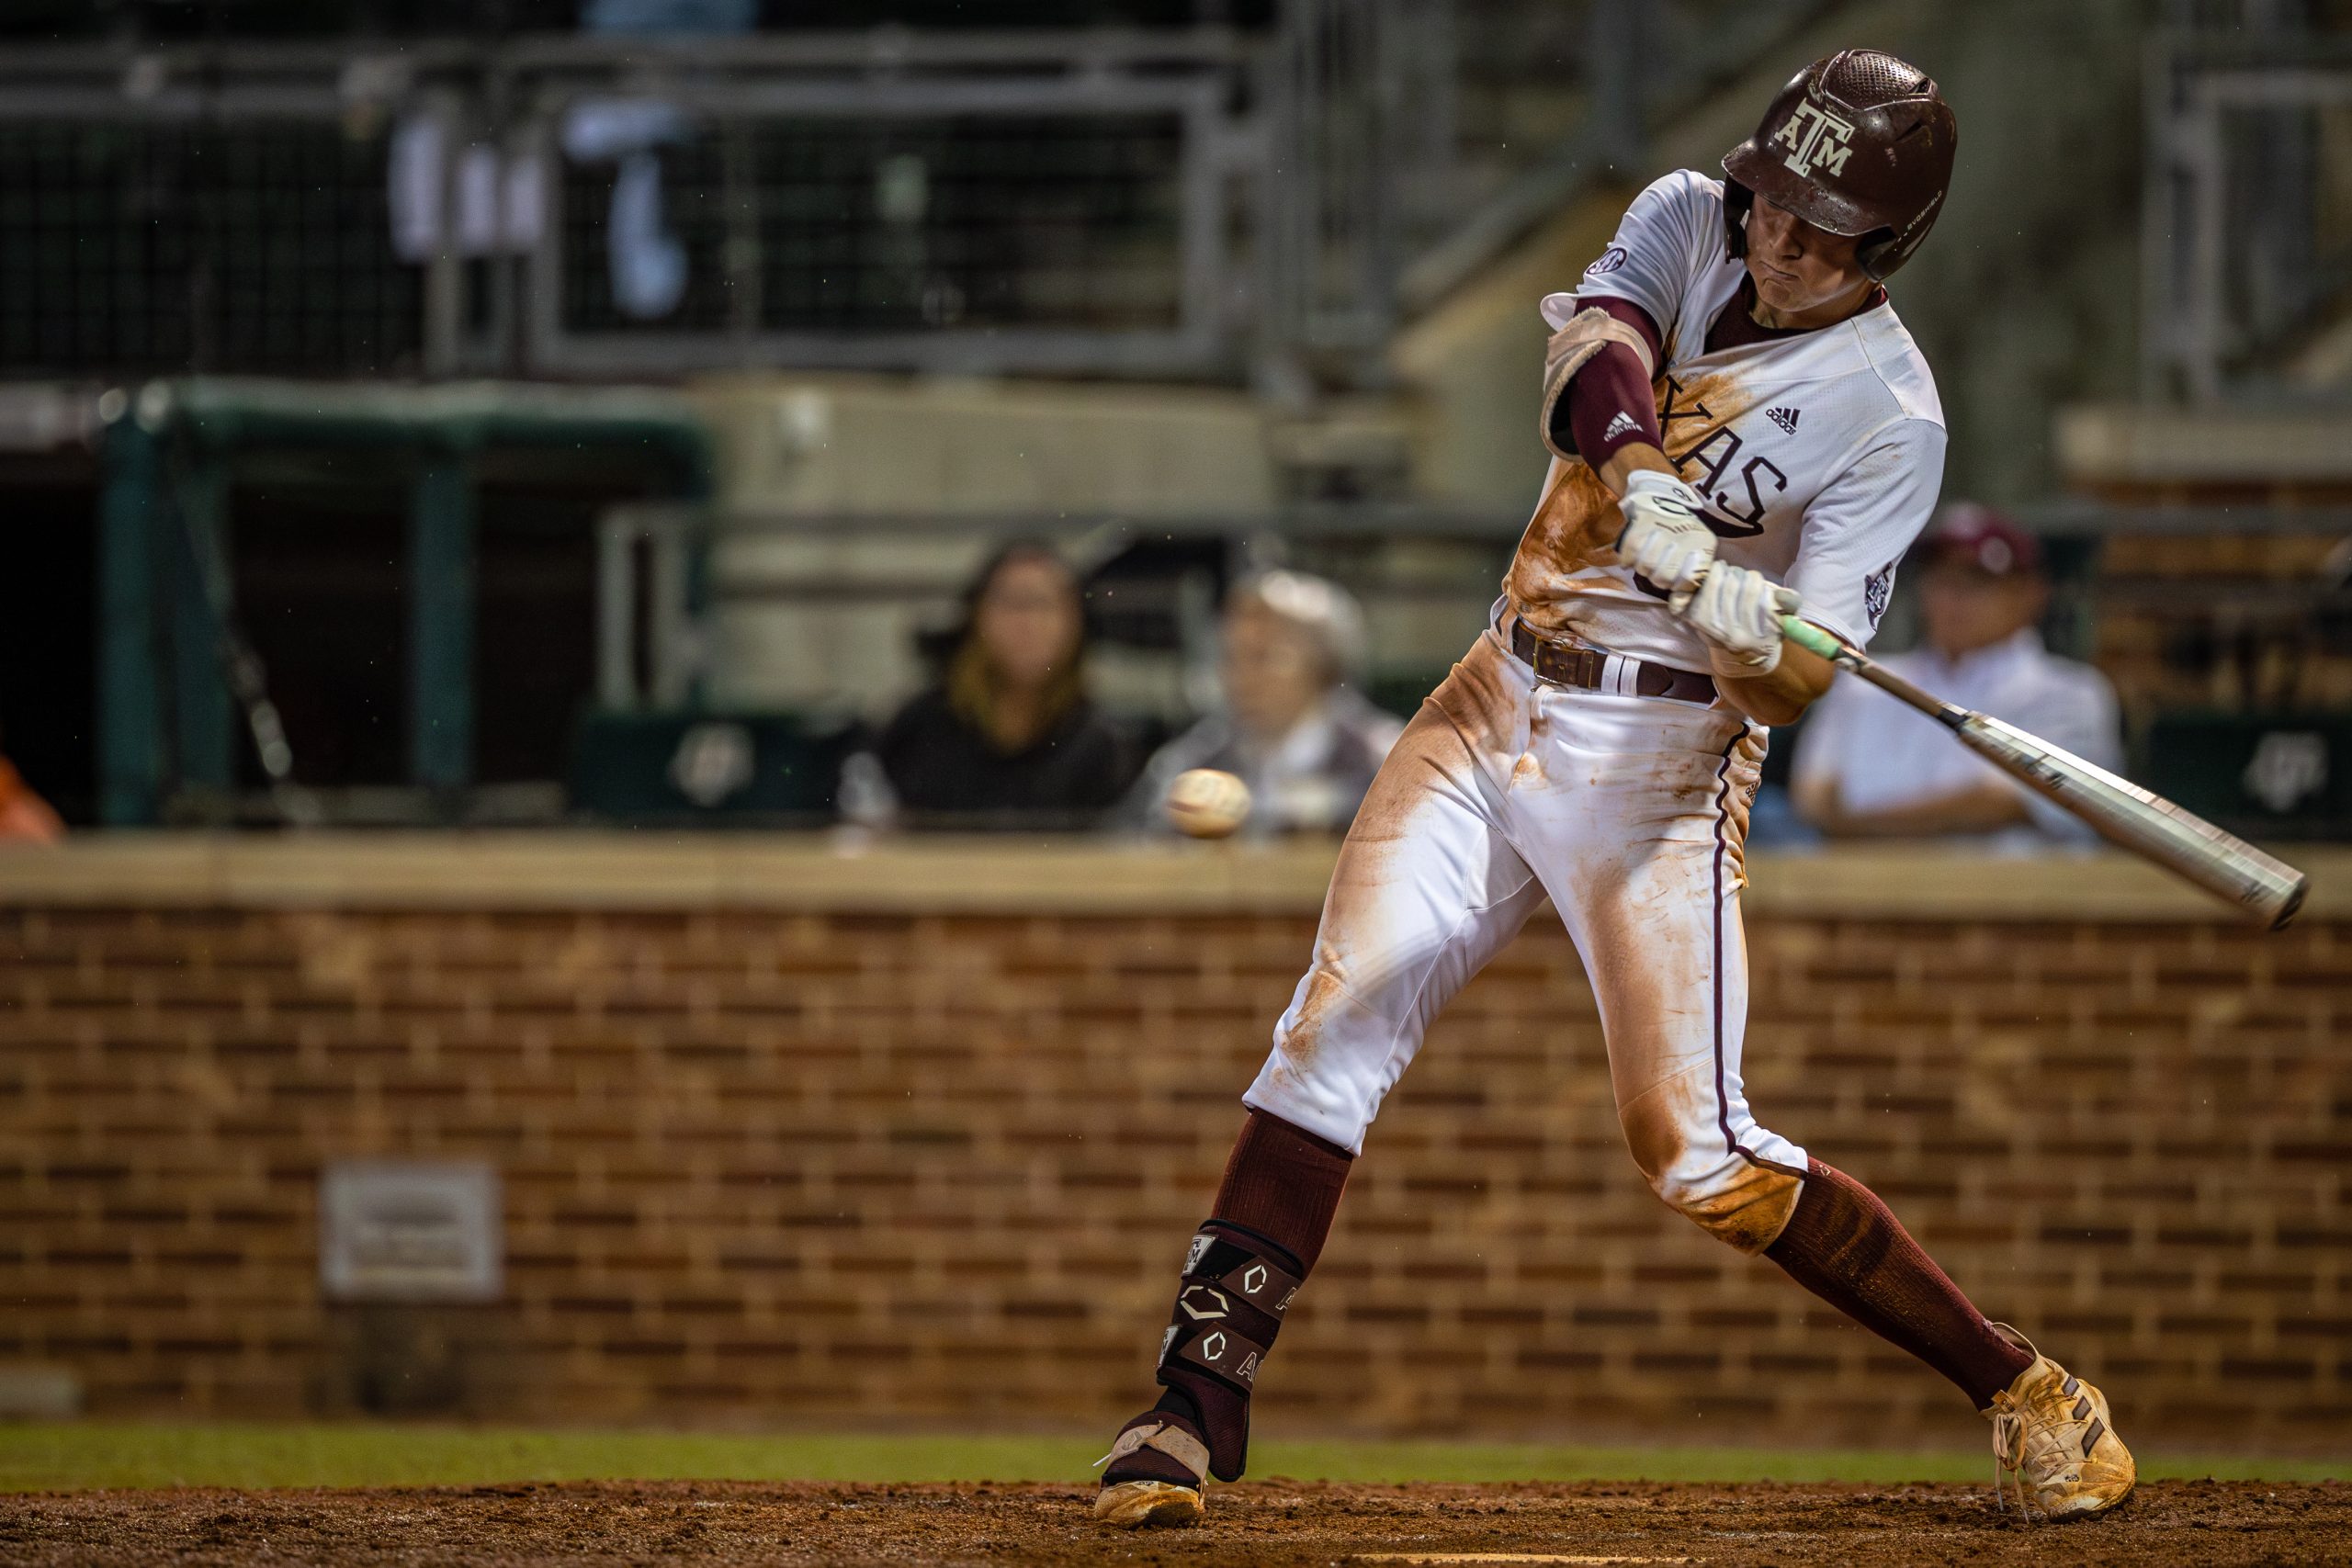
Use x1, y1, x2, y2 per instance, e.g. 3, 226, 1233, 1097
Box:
1773, 100, 1856, 178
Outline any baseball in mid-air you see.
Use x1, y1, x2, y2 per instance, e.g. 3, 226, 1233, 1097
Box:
1164, 768, 1251, 839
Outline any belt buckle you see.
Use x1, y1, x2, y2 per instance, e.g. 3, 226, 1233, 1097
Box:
1505, 614, 1600, 691
1524, 626, 1596, 691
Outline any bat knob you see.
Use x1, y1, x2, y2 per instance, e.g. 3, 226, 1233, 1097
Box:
2267, 874, 2311, 931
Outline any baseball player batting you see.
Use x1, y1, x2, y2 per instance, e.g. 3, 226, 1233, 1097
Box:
1096, 51, 2136, 1529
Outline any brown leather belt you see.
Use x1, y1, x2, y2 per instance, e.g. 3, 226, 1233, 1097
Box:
1508, 619, 1718, 705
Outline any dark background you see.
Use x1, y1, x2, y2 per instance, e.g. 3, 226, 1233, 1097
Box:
0, 1, 1279, 41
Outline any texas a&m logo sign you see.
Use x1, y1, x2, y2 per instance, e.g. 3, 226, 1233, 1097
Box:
1773, 99, 1855, 178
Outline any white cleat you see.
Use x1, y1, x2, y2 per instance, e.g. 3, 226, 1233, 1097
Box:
1091, 1478, 1205, 1529
1092, 1416, 1212, 1529
1984, 1325, 2136, 1521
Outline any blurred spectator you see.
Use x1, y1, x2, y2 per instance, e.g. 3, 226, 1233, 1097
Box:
865, 543, 1138, 829
1127, 571, 1404, 837
0, 728, 62, 846
1792, 505, 2122, 850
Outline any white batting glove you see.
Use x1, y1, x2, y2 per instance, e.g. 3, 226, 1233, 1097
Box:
1680, 561, 1801, 677
1612, 469, 1717, 597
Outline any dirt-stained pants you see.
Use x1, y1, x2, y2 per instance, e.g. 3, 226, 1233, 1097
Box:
1242, 617, 1807, 1253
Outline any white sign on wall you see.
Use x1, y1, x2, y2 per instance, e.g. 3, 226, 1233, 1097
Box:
319, 1160, 503, 1303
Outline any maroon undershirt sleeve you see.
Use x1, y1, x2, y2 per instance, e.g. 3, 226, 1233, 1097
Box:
1555, 295, 1666, 470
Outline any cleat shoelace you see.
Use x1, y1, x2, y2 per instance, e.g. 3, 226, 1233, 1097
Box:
1989, 1406, 2034, 1524
1989, 1374, 2098, 1523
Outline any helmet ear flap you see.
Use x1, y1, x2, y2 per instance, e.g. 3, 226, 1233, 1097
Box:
1722, 178, 1754, 262
1855, 229, 1898, 281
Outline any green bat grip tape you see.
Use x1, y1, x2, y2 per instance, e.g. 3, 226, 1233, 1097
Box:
1779, 615, 1844, 660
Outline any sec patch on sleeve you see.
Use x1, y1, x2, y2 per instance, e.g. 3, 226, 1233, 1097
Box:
1865, 559, 1898, 627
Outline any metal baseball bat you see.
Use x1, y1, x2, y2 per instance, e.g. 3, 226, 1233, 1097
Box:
1780, 616, 2311, 930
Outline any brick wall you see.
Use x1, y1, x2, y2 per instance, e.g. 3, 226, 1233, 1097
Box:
3, 874, 2346, 1451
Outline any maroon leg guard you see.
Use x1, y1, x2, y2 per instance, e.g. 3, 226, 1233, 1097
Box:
1111, 1111, 1352, 1484
1765, 1156, 2034, 1408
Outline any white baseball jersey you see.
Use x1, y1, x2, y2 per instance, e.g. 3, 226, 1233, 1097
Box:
1506, 168, 1948, 672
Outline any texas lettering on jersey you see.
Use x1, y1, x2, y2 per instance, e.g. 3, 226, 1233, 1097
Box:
1660, 374, 1783, 539
1600, 374, 1791, 604
1508, 168, 1949, 674
1509, 367, 1796, 612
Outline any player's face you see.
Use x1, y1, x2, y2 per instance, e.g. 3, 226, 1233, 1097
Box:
1743, 195, 1871, 323
974, 554, 1082, 690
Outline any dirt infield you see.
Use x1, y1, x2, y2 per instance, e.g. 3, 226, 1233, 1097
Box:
5, 1478, 2348, 1566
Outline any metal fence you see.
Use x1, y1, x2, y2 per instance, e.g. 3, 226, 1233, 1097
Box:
0, 5, 1826, 388
526, 74, 1227, 378
0, 104, 424, 378
2143, 36, 2352, 401
0, 32, 1253, 381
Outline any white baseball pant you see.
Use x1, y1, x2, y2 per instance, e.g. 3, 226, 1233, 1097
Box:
1243, 614, 1808, 1253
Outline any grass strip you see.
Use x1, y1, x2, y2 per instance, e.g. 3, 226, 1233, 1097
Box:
0, 1424, 2340, 1495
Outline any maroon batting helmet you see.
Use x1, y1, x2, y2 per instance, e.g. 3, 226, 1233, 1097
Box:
1721, 49, 1957, 281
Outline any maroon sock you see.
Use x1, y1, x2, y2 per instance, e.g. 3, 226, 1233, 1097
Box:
1210, 1110, 1353, 1268
1765, 1157, 2033, 1409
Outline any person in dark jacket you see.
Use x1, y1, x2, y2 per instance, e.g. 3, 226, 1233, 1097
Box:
865, 542, 1138, 829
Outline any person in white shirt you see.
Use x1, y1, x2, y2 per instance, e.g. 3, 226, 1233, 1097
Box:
1126, 571, 1404, 837
1792, 504, 2122, 847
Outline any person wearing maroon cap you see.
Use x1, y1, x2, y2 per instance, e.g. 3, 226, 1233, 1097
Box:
1792, 503, 2122, 844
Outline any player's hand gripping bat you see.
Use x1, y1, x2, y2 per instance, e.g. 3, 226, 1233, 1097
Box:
1779, 616, 2310, 930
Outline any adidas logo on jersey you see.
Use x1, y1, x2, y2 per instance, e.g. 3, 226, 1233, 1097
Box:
1765, 406, 1802, 434
1603, 411, 1640, 442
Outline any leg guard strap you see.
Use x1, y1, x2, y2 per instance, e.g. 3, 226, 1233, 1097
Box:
1153, 1220, 1305, 1481
1169, 1321, 1269, 1390
1100, 1415, 1211, 1484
